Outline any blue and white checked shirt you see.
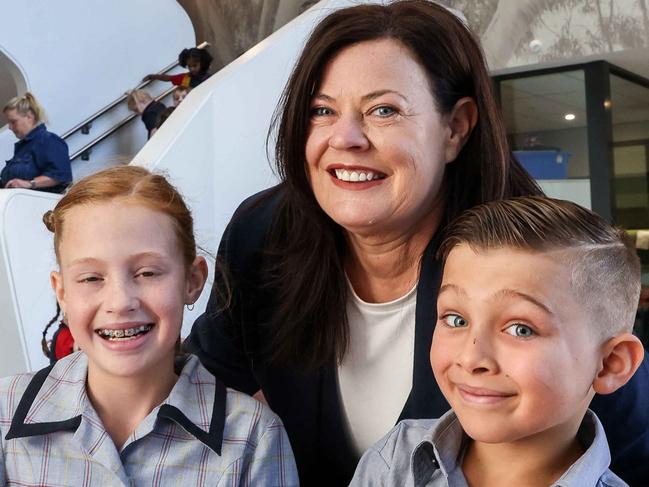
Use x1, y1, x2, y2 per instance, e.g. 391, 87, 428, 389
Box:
350, 409, 627, 487
0, 352, 298, 486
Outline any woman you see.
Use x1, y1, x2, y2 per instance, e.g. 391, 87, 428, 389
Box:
186, 2, 649, 485
2, 93, 72, 193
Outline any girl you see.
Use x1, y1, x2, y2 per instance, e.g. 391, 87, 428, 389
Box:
144, 47, 213, 89
0, 166, 298, 486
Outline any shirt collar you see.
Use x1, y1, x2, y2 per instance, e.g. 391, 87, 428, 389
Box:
5, 353, 227, 455
411, 409, 466, 482
157, 354, 226, 455
410, 409, 612, 486
553, 410, 612, 486
19, 123, 46, 143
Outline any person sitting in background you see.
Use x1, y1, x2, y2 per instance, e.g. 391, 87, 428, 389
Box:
1, 92, 72, 193
173, 86, 190, 106
126, 89, 166, 139
143, 47, 213, 89
351, 196, 645, 486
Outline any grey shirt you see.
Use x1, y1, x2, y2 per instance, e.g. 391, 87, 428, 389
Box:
350, 409, 627, 487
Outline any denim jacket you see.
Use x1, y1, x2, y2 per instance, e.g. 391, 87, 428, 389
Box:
1, 124, 71, 189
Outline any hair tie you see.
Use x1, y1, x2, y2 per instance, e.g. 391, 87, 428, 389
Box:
42, 210, 56, 232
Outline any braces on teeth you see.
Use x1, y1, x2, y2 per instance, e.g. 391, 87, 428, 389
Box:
97, 324, 152, 339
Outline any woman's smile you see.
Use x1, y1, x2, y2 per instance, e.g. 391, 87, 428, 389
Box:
305, 38, 453, 236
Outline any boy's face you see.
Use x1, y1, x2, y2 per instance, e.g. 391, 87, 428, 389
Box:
432, 244, 601, 445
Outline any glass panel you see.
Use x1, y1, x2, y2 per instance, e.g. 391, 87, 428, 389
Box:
500, 70, 590, 206
610, 74, 649, 347
611, 74, 649, 229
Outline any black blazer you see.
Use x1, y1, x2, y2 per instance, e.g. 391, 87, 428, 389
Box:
185, 186, 649, 486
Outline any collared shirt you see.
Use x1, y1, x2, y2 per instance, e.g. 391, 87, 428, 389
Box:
0, 352, 298, 486
349, 409, 627, 487
1, 123, 72, 190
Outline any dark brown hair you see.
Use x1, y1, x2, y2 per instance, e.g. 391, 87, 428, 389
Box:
264, 0, 542, 369
439, 196, 641, 337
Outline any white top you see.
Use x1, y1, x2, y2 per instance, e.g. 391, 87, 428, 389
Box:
337, 280, 417, 456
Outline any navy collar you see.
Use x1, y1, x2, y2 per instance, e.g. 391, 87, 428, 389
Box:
5, 353, 227, 455
18, 123, 46, 144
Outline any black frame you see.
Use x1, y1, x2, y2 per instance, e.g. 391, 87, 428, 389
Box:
493, 61, 649, 224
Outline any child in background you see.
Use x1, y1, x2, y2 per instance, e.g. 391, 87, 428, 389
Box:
0, 166, 298, 486
144, 47, 213, 89
351, 196, 645, 486
126, 89, 166, 139
173, 86, 190, 106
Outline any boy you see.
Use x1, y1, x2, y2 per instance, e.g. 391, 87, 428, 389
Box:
350, 196, 645, 486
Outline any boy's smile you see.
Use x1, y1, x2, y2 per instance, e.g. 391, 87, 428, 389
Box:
432, 244, 601, 446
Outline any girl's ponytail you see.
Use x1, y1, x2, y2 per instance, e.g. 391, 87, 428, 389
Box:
3, 91, 47, 124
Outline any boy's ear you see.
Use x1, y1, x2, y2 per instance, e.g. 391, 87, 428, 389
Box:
185, 256, 208, 306
593, 333, 645, 395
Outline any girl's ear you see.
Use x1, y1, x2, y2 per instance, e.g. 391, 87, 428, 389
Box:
185, 256, 208, 306
444, 96, 478, 163
50, 271, 65, 313
593, 333, 645, 395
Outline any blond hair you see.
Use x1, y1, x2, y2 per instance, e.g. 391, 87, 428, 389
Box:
439, 196, 641, 338
126, 89, 153, 112
3, 92, 47, 124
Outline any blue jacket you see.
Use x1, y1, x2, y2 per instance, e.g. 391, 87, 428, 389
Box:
1, 124, 71, 192
185, 186, 649, 487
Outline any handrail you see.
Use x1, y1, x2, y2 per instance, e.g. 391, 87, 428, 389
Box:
61, 41, 209, 140
69, 86, 175, 161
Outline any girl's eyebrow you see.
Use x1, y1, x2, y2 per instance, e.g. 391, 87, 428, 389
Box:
68, 252, 165, 267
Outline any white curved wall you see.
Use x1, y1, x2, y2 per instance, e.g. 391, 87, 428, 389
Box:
0, 190, 60, 376
0, 0, 195, 166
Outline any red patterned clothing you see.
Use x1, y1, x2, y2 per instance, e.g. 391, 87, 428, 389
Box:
0, 352, 298, 486
168, 72, 209, 88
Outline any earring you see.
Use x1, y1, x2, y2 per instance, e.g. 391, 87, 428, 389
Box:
186, 303, 195, 311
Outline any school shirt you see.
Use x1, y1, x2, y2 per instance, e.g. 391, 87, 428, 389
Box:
0, 352, 298, 487
349, 409, 627, 487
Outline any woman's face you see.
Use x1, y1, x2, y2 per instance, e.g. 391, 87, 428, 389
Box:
305, 38, 460, 238
5, 108, 36, 139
